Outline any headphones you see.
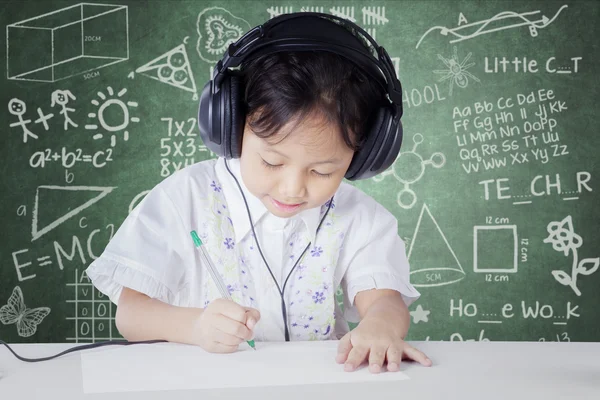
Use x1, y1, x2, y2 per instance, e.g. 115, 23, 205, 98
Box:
198, 12, 404, 181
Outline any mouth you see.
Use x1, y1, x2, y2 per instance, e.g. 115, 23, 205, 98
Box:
270, 197, 304, 213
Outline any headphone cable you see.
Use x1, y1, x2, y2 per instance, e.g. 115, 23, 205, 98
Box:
223, 159, 332, 341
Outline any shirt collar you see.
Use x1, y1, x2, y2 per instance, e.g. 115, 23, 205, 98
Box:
215, 157, 324, 243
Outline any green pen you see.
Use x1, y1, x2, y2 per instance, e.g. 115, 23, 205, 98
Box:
190, 230, 256, 350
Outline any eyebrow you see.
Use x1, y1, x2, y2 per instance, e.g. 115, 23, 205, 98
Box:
264, 148, 341, 165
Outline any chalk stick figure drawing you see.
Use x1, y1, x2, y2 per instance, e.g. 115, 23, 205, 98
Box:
434, 46, 480, 96
0, 286, 50, 337
543, 215, 599, 296
51, 89, 78, 130
8, 98, 38, 143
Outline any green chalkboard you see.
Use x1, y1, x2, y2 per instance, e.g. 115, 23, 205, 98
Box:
1, 0, 599, 345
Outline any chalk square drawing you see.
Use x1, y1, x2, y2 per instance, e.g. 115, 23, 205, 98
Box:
7, 3, 129, 82
473, 225, 518, 273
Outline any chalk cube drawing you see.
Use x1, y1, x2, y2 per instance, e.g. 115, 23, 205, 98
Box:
7, 3, 129, 82
473, 225, 518, 273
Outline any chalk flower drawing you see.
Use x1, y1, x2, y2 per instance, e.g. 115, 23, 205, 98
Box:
543, 215, 599, 296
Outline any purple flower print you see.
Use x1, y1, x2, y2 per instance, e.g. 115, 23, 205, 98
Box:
210, 181, 221, 192
224, 237, 234, 249
311, 246, 323, 257
227, 284, 235, 294
292, 322, 298, 327
325, 198, 335, 209
304, 324, 309, 329
312, 291, 326, 304
323, 325, 331, 335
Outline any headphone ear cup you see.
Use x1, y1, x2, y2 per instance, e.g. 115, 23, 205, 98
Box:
228, 75, 245, 159
198, 79, 226, 157
346, 107, 403, 181
345, 107, 386, 180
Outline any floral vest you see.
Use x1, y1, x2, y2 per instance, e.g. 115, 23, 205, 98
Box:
192, 174, 346, 341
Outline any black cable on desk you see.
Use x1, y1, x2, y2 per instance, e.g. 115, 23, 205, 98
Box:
0, 339, 166, 362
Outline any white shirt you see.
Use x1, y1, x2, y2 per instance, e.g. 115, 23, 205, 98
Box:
85, 157, 420, 341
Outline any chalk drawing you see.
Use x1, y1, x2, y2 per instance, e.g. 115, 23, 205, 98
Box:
416, 5, 568, 48
434, 46, 480, 96
408, 204, 466, 287
8, 98, 38, 143
330, 6, 356, 22
543, 215, 599, 296
0, 286, 50, 337
85, 86, 139, 147
66, 269, 119, 342
135, 43, 198, 100
129, 189, 150, 213
6, 3, 129, 82
473, 225, 518, 273
31, 185, 116, 241
51, 89, 78, 130
196, 7, 250, 63
372, 133, 445, 209
410, 304, 430, 324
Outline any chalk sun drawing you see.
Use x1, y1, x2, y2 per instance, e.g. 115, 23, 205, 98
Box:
84, 86, 139, 147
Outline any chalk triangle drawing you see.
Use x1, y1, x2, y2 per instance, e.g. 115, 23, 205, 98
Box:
407, 203, 466, 287
31, 186, 116, 241
135, 44, 198, 99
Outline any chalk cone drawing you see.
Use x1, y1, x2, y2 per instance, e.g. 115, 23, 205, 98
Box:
416, 4, 568, 48
196, 7, 250, 63
7, 3, 129, 82
434, 46, 480, 96
135, 43, 198, 100
0, 286, 50, 337
84, 86, 139, 147
32, 185, 116, 241
408, 204, 466, 287
372, 133, 445, 209
543, 215, 599, 296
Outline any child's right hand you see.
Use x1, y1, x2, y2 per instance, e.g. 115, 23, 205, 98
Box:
193, 298, 260, 353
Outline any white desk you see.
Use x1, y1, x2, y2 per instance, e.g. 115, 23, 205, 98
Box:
1, 341, 598, 399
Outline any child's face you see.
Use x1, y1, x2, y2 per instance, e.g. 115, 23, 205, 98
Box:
239, 112, 354, 218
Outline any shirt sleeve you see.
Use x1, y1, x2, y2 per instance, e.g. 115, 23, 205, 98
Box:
341, 203, 420, 323
85, 184, 191, 306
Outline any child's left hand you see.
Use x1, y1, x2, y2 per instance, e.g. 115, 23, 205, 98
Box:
335, 313, 432, 373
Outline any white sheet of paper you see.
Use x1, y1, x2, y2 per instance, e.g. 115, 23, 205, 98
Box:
81, 341, 409, 393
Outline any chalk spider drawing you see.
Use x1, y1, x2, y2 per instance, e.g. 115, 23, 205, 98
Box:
433, 46, 480, 96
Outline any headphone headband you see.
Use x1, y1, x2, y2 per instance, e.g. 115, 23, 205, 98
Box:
198, 11, 405, 181
212, 12, 403, 115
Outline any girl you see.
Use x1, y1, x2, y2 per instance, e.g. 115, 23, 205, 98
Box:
86, 13, 432, 374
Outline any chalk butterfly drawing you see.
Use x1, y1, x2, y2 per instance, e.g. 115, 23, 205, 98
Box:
0, 286, 51, 337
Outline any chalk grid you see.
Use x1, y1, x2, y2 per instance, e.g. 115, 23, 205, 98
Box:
65, 268, 121, 342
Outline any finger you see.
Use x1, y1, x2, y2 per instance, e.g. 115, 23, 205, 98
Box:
214, 299, 248, 323
368, 345, 388, 374
216, 315, 253, 341
209, 341, 239, 354
244, 307, 261, 330
214, 329, 244, 346
386, 346, 403, 372
344, 345, 369, 372
403, 344, 433, 367
336, 333, 353, 364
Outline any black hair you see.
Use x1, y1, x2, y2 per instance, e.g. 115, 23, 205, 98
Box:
240, 50, 387, 151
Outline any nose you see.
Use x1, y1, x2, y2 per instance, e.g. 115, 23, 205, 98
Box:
279, 170, 306, 200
